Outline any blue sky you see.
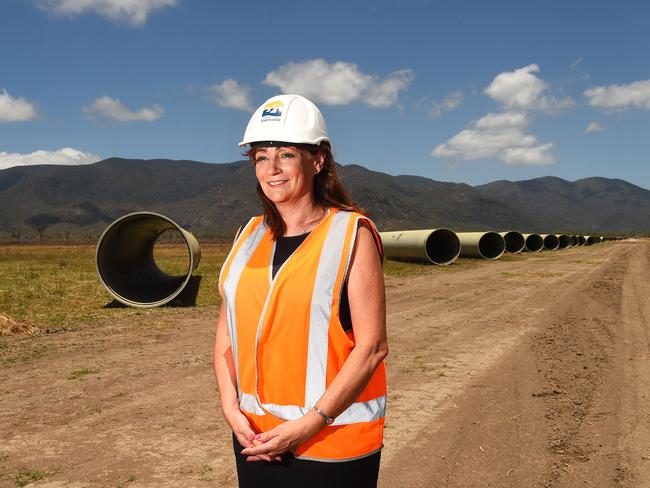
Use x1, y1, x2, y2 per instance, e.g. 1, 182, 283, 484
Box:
1, 0, 649, 189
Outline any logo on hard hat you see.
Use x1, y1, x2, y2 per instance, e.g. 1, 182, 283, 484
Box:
261, 100, 283, 119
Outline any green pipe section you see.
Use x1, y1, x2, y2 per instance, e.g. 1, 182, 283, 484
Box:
96, 211, 201, 308
457, 232, 505, 260
522, 233, 544, 252
499, 231, 525, 253
380, 228, 461, 265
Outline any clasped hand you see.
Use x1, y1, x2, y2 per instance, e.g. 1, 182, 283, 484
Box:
239, 411, 324, 463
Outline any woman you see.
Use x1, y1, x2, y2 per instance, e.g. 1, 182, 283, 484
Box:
213, 94, 388, 487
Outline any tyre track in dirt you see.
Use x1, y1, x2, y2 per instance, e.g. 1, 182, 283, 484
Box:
380, 241, 650, 487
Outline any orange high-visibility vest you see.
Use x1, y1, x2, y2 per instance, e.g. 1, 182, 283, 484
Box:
218, 208, 386, 461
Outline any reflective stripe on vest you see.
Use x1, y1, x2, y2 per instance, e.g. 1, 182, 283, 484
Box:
239, 391, 386, 425
220, 209, 385, 420
218, 216, 267, 398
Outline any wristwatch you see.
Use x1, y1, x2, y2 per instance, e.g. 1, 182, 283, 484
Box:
312, 405, 335, 425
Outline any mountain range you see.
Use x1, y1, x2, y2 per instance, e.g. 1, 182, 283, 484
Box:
0, 157, 648, 240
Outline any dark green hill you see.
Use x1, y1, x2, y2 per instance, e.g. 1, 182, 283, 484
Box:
0, 158, 648, 241
475, 176, 650, 234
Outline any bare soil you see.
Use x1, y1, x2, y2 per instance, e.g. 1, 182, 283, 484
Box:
1, 241, 649, 487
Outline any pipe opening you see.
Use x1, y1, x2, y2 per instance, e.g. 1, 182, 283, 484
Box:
543, 234, 560, 250
425, 229, 461, 265
578, 235, 586, 246
478, 232, 505, 260
502, 231, 525, 253
153, 229, 191, 276
558, 234, 572, 249
524, 234, 544, 252
96, 212, 200, 308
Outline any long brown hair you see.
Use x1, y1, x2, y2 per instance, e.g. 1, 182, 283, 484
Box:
246, 142, 363, 238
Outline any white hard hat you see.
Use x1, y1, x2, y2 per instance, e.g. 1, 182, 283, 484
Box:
239, 94, 329, 147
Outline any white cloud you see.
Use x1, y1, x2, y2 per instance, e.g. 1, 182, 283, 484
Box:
264, 59, 414, 108
207, 79, 253, 112
0, 89, 38, 122
421, 91, 463, 118
501, 144, 555, 165
585, 121, 605, 133
432, 111, 555, 166
584, 79, 650, 110
264, 59, 371, 105
569, 57, 583, 70
363, 69, 415, 108
0, 148, 100, 170
37, 0, 177, 26
484, 64, 574, 112
83, 96, 163, 122
473, 111, 528, 129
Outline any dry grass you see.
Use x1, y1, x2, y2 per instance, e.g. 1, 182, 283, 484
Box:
0, 242, 458, 338
0, 243, 229, 334
0, 313, 39, 336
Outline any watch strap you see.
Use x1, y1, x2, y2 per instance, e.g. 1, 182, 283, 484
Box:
312, 405, 335, 425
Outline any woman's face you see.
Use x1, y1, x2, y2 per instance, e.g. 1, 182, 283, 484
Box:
253, 146, 324, 206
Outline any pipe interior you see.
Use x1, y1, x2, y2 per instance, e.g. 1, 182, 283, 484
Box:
503, 232, 525, 253
478, 232, 505, 259
525, 234, 544, 252
425, 229, 460, 265
558, 234, 572, 249
586, 236, 597, 245
571, 235, 579, 246
543, 235, 559, 250
578, 236, 586, 246
97, 215, 191, 305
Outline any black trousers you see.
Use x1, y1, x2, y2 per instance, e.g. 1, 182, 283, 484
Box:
232, 433, 381, 488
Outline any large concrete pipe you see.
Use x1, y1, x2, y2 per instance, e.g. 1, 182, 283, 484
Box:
571, 235, 579, 247
499, 231, 525, 253
457, 232, 505, 260
522, 233, 544, 252
578, 235, 586, 246
584, 235, 598, 246
380, 229, 461, 265
96, 212, 201, 308
558, 234, 573, 249
541, 234, 560, 250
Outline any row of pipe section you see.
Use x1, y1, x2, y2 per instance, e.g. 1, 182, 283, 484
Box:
380, 229, 606, 265
95, 212, 613, 307
380, 229, 507, 263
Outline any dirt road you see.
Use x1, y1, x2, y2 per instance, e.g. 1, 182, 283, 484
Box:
1, 241, 648, 487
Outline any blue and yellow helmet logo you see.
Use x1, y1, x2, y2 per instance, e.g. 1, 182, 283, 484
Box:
262, 100, 283, 118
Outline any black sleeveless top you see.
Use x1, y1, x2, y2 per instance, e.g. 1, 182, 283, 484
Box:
272, 232, 353, 333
